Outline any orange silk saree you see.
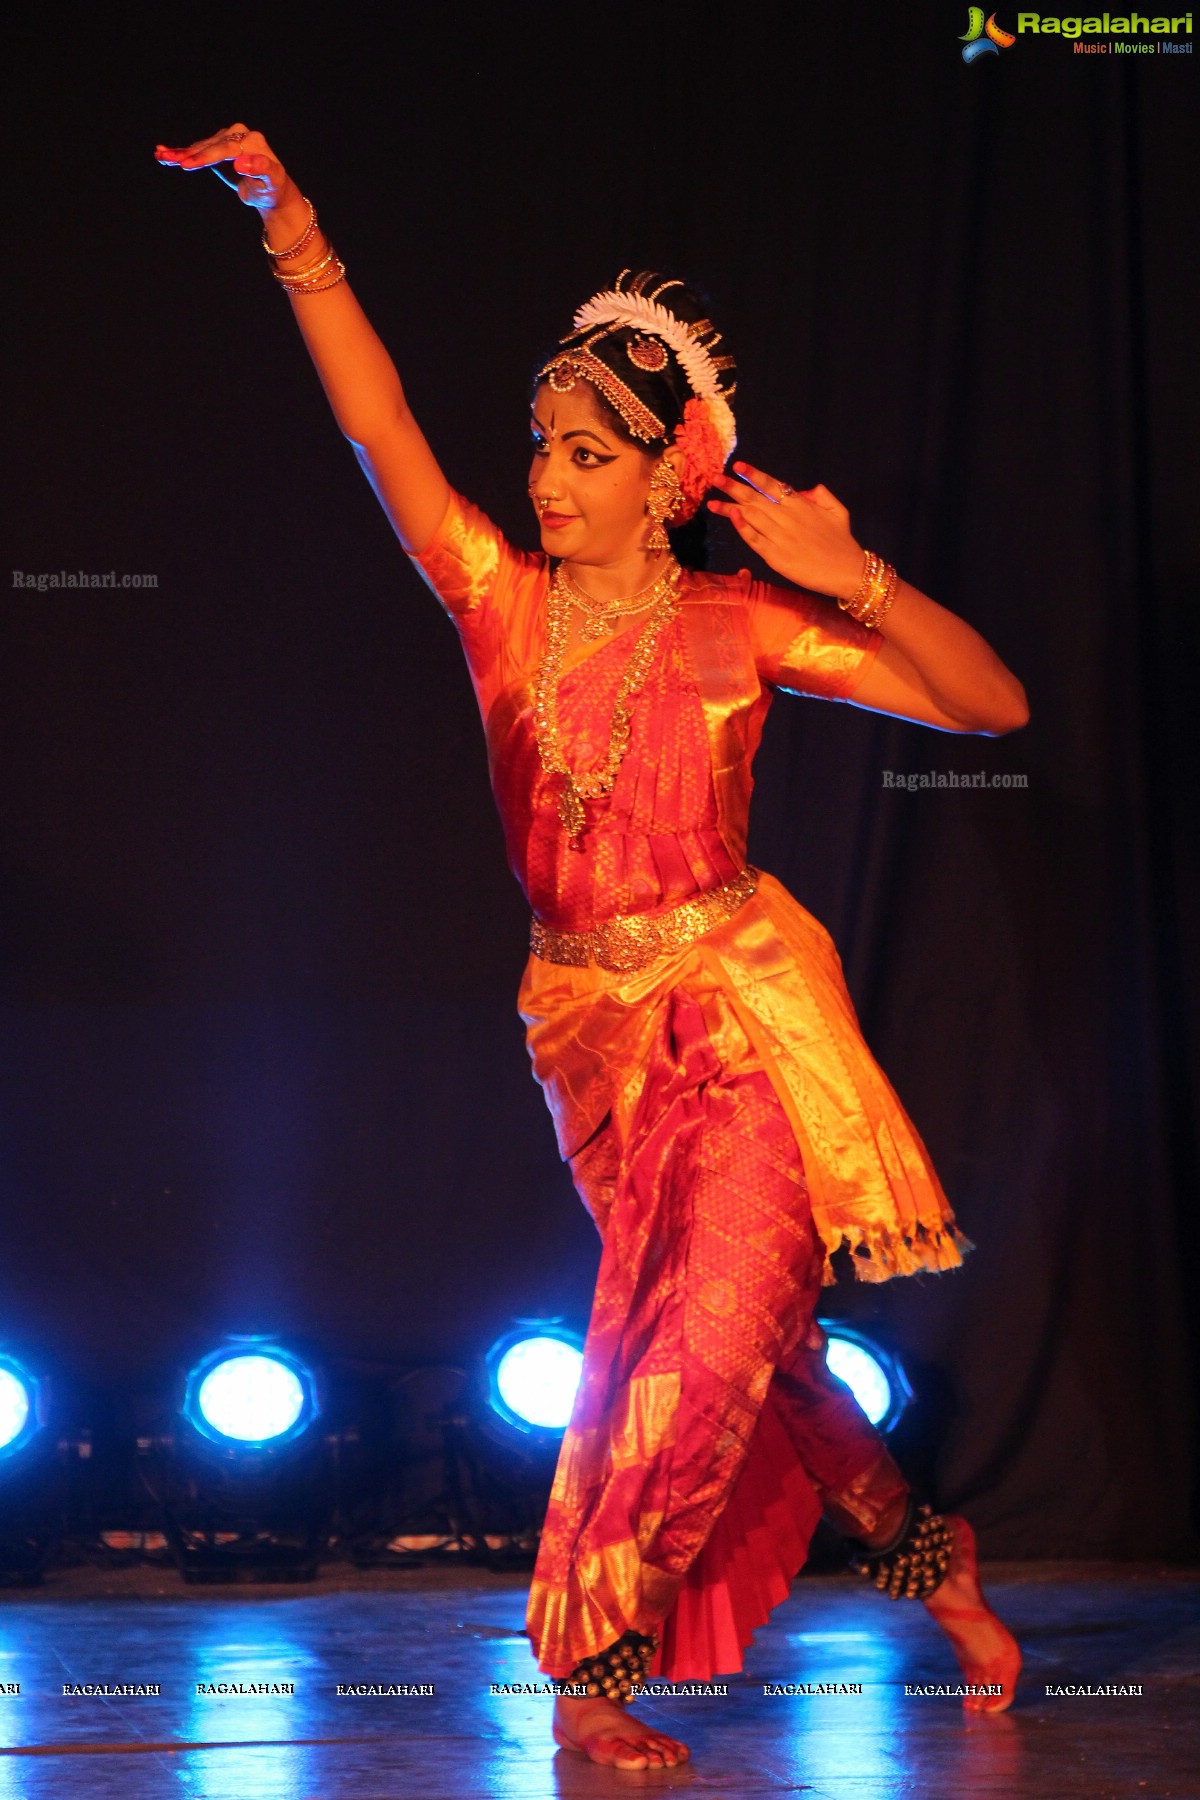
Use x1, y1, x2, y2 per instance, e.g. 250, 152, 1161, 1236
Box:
409, 491, 972, 1679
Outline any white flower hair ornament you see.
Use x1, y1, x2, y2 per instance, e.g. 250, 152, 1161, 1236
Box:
571, 288, 738, 463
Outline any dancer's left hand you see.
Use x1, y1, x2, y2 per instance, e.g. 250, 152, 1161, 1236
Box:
708, 462, 865, 601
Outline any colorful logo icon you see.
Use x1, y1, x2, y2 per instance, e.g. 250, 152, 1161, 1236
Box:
960, 8, 1017, 60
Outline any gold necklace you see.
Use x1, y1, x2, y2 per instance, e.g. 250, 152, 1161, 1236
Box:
560, 560, 674, 640
534, 559, 682, 841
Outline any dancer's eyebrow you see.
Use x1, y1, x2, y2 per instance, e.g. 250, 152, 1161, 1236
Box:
530, 413, 614, 451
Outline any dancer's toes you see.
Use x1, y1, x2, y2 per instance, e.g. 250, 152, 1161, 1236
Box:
553, 1695, 690, 1767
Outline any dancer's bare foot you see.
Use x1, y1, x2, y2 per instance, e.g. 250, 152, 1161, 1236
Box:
924, 1515, 1022, 1712
553, 1692, 690, 1769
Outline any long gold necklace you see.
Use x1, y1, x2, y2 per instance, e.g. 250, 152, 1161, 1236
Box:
534, 558, 682, 841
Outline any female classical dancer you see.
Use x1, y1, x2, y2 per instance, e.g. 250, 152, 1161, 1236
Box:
156, 125, 1029, 1772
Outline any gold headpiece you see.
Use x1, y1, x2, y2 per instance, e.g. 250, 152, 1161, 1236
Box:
537, 337, 667, 444
568, 271, 738, 460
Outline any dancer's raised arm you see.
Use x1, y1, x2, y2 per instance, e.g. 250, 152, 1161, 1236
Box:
155, 124, 450, 556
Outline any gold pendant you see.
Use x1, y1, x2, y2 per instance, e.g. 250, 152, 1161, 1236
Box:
557, 779, 586, 838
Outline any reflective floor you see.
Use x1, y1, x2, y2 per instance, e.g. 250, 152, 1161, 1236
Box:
0, 1561, 1195, 1798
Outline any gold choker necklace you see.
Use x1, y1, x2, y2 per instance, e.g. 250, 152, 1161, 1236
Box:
535, 559, 682, 842
559, 559, 676, 641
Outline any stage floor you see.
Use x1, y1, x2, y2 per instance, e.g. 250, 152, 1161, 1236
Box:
0, 1560, 1195, 1798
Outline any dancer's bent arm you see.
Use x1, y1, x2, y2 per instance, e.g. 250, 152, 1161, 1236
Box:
155, 124, 450, 556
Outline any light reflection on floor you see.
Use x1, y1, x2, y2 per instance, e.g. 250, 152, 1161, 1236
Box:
0, 1564, 1193, 1798
752, 1617, 909, 1790
183, 1617, 323, 1797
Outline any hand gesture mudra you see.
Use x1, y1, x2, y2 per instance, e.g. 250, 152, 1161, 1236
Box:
707, 461, 866, 603
154, 123, 295, 216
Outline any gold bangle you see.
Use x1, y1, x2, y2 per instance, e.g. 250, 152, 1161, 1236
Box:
838, 551, 870, 615
272, 241, 332, 282
280, 258, 347, 295
273, 246, 336, 287
854, 557, 888, 622
858, 566, 899, 629
262, 197, 317, 260
839, 550, 884, 617
274, 246, 337, 287
839, 549, 897, 627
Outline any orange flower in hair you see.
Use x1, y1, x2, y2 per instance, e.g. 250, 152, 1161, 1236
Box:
672, 398, 728, 520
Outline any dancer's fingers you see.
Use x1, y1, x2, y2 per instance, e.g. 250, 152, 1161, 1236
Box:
708, 491, 766, 529
155, 123, 268, 170
712, 469, 777, 514
707, 497, 774, 553
728, 459, 793, 504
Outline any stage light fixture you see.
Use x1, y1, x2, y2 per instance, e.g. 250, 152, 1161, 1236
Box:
486, 1324, 584, 1438
138, 1336, 334, 1582
822, 1323, 913, 1433
0, 1355, 38, 1461
414, 1322, 587, 1568
183, 1346, 315, 1452
0, 1349, 84, 1584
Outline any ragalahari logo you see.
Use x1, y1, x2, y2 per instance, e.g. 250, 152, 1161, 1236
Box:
961, 7, 1018, 57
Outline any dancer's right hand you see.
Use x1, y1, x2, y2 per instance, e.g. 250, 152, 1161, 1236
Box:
154, 123, 296, 218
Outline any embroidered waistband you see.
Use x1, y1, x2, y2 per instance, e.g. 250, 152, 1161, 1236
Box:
530, 867, 759, 975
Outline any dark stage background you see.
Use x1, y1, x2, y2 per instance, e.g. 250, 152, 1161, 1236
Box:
5, 5, 1196, 1558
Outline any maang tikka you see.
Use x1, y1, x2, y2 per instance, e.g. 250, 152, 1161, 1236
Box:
645, 459, 684, 553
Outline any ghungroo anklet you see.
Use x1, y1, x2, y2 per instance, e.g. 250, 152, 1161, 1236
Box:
567, 1628, 658, 1703
848, 1497, 954, 1600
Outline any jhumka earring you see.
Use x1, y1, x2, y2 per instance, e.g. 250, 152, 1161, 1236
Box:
645, 458, 684, 553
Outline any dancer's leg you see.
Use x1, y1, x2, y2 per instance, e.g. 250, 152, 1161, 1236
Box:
773, 1326, 1021, 1711
549, 1120, 692, 1769
536, 981, 1018, 1763
541, 992, 829, 1765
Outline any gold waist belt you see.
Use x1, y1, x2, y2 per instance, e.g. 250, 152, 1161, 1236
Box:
530, 867, 759, 975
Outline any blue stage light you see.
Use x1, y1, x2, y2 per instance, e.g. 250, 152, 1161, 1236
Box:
823, 1324, 913, 1433
182, 1342, 318, 1451
486, 1325, 584, 1436
0, 1355, 39, 1461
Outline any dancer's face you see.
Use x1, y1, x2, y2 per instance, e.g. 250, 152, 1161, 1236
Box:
529, 381, 659, 566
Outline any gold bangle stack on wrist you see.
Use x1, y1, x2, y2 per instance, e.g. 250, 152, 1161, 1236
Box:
264, 195, 347, 296
262, 197, 318, 260
838, 550, 899, 630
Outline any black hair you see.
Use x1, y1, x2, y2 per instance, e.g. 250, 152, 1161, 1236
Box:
532, 270, 737, 571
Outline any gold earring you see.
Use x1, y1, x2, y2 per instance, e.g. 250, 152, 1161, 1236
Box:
645, 459, 683, 553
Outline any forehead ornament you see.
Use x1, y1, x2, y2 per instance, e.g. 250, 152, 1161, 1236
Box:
538, 339, 667, 444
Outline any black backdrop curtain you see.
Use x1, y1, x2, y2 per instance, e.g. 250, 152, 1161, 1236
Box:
4, 2, 1196, 1557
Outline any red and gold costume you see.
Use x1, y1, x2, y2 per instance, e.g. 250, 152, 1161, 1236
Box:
410, 490, 972, 1682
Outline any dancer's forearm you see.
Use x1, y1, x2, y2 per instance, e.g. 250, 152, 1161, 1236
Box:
855, 579, 1029, 735
265, 189, 409, 449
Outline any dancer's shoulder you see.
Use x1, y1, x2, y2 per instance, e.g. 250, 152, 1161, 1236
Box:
679, 566, 754, 605
408, 488, 544, 623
